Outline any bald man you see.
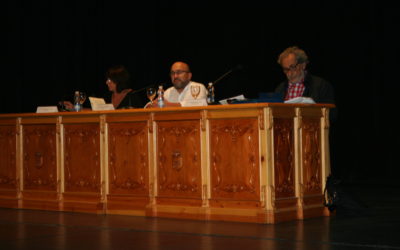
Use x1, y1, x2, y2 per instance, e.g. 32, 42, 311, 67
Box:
163, 61, 207, 105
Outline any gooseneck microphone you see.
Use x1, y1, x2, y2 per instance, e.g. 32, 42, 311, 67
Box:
212, 64, 243, 85
121, 83, 164, 109
130, 83, 162, 94
206, 64, 243, 105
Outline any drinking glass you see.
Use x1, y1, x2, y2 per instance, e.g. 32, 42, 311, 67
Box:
190, 85, 200, 99
146, 88, 156, 104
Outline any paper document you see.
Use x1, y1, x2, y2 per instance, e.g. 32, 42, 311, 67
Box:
89, 97, 115, 111
284, 97, 315, 104
89, 97, 106, 105
36, 106, 58, 113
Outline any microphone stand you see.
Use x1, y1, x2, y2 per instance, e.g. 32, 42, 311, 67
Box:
121, 83, 163, 109
213, 68, 235, 86
212, 65, 242, 86
131, 84, 155, 94
208, 65, 242, 104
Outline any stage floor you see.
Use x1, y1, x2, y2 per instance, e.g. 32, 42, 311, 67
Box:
1, 184, 399, 250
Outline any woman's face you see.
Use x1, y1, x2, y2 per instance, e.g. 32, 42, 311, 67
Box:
106, 78, 117, 92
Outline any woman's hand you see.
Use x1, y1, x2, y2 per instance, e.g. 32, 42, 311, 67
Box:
58, 101, 74, 111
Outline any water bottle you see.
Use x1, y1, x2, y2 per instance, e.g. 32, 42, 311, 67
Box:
207, 82, 215, 104
157, 85, 165, 108
74, 91, 82, 111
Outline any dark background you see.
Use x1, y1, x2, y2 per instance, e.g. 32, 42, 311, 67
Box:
4, 1, 400, 185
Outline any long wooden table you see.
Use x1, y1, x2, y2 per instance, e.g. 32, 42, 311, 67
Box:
0, 103, 333, 223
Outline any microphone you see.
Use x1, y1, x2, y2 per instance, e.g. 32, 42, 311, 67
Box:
206, 65, 243, 105
130, 83, 164, 94
120, 83, 164, 109
212, 64, 243, 85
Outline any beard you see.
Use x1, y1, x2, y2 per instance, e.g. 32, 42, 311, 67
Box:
173, 79, 189, 89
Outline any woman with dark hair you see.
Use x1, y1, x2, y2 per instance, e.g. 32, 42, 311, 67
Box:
104, 65, 145, 109
61, 65, 145, 110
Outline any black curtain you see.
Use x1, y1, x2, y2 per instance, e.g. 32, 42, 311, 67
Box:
5, 1, 400, 185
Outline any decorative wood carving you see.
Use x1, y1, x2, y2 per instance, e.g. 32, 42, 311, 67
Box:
0, 104, 333, 223
100, 115, 106, 134
148, 113, 154, 133
108, 122, 149, 195
202, 184, 208, 206
302, 118, 322, 194
157, 120, 201, 198
201, 110, 207, 131
270, 185, 276, 209
23, 125, 57, 191
323, 108, 330, 129
260, 185, 266, 207
258, 109, 264, 130
0, 125, 17, 189
273, 118, 295, 198
210, 118, 260, 200
64, 124, 100, 192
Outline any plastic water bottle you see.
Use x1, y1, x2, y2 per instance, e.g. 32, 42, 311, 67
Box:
207, 82, 215, 104
74, 91, 82, 111
157, 85, 165, 108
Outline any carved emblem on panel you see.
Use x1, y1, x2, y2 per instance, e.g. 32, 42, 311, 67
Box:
302, 119, 321, 193
64, 124, 100, 192
34, 152, 44, 169
210, 119, 259, 200
157, 121, 201, 196
273, 118, 295, 197
172, 150, 183, 171
0, 126, 17, 187
108, 123, 148, 194
213, 123, 251, 142
23, 125, 57, 190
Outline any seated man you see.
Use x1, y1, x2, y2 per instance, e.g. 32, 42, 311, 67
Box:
274, 46, 337, 122
147, 61, 207, 107
275, 46, 335, 104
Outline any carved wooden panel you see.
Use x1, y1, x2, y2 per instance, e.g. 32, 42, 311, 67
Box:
302, 118, 322, 195
0, 125, 17, 189
273, 118, 295, 198
108, 122, 148, 195
64, 124, 100, 193
23, 125, 57, 191
210, 118, 260, 201
156, 120, 201, 198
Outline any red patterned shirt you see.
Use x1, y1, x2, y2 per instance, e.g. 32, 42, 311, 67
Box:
285, 80, 305, 100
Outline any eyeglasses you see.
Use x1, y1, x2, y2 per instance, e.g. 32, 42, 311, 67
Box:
282, 63, 299, 73
170, 70, 189, 76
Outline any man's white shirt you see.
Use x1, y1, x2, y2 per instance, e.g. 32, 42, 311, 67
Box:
164, 81, 207, 103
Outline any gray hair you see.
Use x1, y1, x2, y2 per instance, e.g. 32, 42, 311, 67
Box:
277, 46, 309, 65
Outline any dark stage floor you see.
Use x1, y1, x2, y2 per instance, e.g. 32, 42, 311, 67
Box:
1, 184, 399, 250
